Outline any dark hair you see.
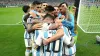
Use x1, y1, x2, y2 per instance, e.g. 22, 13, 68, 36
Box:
32, 1, 41, 5
42, 2, 47, 4
45, 5, 55, 12
43, 14, 55, 20
58, 2, 68, 7
23, 13, 30, 22
22, 5, 30, 13
54, 6, 58, 7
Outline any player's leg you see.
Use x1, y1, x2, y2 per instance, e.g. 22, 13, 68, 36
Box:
24, 31, 32, 56
72, 53, 76, 56
25, 47, 32, 56
24, 38, 32, 56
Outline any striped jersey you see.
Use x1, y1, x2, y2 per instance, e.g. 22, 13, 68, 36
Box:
22, 14, 30, 39
63, 27, 76, 55
32, 29, 63, 56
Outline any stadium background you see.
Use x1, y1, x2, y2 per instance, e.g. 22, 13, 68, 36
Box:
0, 0, 100, 56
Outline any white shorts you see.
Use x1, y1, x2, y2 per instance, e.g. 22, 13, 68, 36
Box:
24, 30, 30, 39
24, 39, 32, 47
24, 30, 32, 47
62, 44, 76, 56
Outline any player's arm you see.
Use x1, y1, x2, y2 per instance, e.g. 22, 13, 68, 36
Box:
49, 23, 61, 30
27, 23, 33, 33
27, 23, 42, 33
32, 19, 43, 24
23, 13, 30, 22
42, 27, 64, 45
49, 18, 62, 30
27, 17, 42, 33
61, 19, 73, 29
29, 11, 37, 18
48, 28, 64, 42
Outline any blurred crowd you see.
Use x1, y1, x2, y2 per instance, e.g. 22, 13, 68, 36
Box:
0, 0, 74, 7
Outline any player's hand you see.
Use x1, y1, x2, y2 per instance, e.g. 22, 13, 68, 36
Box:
42, 38, 50, 45
32, 42, 38, 49
59, 15, 65, 19
55, 19, 61, 23
32, 23, 42, 30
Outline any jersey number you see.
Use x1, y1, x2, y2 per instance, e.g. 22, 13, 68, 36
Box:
45, 39, 61, 53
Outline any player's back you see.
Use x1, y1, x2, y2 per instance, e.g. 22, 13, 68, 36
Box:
43, 30, 63, 56
22, 14, 31, 39
33, 24, 64, 56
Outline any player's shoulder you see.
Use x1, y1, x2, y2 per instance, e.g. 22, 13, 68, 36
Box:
30, 10, 38, 14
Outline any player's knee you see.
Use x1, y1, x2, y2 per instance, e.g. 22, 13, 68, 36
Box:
26, 47, 32, 50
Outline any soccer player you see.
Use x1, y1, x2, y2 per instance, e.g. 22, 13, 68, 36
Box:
27, 1, 44, 56
22, 5, 32, 56
37, 14, 74, 56
33, 14, 64, 56
32, 6, 73, 47
42, 5, 55, 17
43, 5, 74, 47
29, 1, 42, 20
27, 5, 63, 56
54, 6, 60, 17
41, 2, 48, 13
27, 1, 42, 33
58, 2, 76, 56
27, 4, 73, 56
59, 2, 76, 37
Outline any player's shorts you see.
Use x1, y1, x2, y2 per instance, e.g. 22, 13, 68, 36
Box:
24, 39, 32, 47
62, 44, 76, 56
24, 30, 32, 47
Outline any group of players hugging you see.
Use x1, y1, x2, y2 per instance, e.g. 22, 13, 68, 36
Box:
22, 1, 77, 56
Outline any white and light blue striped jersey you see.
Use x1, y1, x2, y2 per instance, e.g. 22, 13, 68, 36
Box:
22, 15, 31, 39
22, 15, 27, 29
26, 15, 40, 39
24, 30, 30, 39
43, 30, 63, 56
63, 26, 72, 45
30, 10, 41, 19
32, 30, 45, 56
26, 10, 41, 40
27, 10, 41, 24
32, 25, 74, 56
62, 44, 76, 56
32, 29, 64, 56
62, 27, 76, 56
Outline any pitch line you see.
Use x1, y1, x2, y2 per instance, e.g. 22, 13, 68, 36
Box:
16, 21, 22, 24
0, 24, 22, 25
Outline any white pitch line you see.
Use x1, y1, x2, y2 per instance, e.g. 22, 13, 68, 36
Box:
0, 24, 22, 26
79, 24, 100, 25
16, 21, 22, 24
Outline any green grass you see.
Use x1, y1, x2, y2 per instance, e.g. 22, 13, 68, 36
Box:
76, 27, 100, 56
0, 25, 25, 56
0, 7, 100, 56
0, 7, 25, 56
0, 7, 23, 24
